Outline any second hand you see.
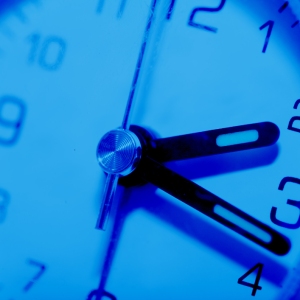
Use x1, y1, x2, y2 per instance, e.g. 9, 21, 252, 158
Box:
95, 0, 159, 298
96, 0, 158, 231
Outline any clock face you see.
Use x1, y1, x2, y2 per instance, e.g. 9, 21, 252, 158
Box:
0, 0, 300, 299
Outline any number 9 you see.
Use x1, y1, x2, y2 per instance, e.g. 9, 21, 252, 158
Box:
0, 95, 26, 146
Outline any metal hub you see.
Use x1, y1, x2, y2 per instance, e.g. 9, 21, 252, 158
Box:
96, 128, 142, 176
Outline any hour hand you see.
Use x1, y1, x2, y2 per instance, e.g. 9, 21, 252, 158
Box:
151, 122, 279, 162
139, 155, 290, 256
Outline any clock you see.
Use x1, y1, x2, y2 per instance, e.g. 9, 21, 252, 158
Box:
0, 0, 300, 299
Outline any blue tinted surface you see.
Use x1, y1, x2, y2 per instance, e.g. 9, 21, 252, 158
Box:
103, 0, 300, 299
0, 0, 300, 299
0, 0, 155, 299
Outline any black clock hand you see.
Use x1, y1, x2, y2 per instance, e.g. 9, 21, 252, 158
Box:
151, 122, 279, 162
138, 155, 290, 256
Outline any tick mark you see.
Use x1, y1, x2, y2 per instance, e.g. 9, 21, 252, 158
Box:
278, 1, 289, 13
166, 0, 176, 20
96, 0, 105, 13
117, 0, 127, 18
291, 20, 299, 28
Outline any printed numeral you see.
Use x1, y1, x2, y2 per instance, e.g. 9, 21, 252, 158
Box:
271, 177, 300, 229
27, 34, 67, 71
0, 96, 26, 146
23, 259, 46, 292
238, 263, 264, 296
259, 20, 274, 53
188, 0, 226, 33
287, 99, 300, 133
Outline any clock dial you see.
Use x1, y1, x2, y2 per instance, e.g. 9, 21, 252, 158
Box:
0, 0, 300, 299
97, 0, 300, 299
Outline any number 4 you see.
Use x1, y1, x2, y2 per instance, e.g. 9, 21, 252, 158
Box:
238, 263, 264, 296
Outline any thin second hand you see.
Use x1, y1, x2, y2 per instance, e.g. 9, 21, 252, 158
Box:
96, 0, 158, 231
96, 1, 159, 298
121, 0, 158, 129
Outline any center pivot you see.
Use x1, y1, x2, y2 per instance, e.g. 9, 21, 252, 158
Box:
96, 128, 142, 176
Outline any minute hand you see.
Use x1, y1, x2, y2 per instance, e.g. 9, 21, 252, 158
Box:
139, 156, 290, 256
151, 122, 279, 162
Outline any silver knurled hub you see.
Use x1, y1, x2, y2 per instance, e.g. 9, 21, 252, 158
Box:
96, 128, 142, 176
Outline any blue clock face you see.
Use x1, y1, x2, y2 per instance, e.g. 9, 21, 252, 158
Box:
0, 0, 300, 299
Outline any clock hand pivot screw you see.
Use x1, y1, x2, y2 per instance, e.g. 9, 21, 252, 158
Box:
97, 128, 142, 176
